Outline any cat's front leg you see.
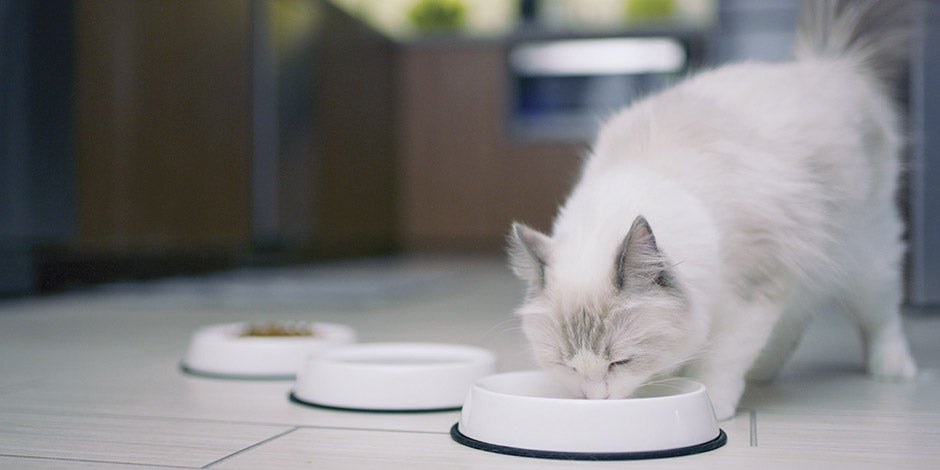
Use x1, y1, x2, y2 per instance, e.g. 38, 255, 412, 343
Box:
688, 299, 787, 421
689, 364, 746, 421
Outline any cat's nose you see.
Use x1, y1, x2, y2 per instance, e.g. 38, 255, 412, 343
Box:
581, 379, 608, 399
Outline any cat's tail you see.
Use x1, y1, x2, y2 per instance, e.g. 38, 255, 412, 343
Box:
793, 0, 918, 87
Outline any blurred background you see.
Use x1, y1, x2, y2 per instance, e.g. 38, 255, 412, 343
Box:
1, 0, 937, 305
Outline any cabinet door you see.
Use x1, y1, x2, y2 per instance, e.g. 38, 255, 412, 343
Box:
74, 0, 252, 254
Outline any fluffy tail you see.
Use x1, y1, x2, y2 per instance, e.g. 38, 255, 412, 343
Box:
793, 0, 918, 87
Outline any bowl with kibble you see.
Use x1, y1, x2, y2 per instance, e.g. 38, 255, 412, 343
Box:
181, 321, 356, 379
450, 370, 726, 460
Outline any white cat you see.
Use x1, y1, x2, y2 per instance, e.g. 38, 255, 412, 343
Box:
508, 0, 919, 421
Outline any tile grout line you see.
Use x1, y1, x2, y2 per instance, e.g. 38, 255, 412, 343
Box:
0, 453, 194, 469
0, 405, 456, 436
294, 424, 453, 436
0, 405, 458, 442
749, 408, 758, 447
201, 426, 301, 468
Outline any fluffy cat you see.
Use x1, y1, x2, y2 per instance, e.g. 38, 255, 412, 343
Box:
508, 0, 919, 421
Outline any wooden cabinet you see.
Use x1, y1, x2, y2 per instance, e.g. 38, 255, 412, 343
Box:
70, 0, 402, 265
40, 1, 583, 290
312, 3, 585, 252
396, 42, 583, 251
73, 0, 253, 256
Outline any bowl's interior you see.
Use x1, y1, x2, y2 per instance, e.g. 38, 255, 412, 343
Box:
330, 351, 476, 366
476, 370, 701, 401
319, 343, 494, 369
238, 321, 317, 337
477, 370, 577, 398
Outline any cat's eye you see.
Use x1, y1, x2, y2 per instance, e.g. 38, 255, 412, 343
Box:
608, 358, 632, 371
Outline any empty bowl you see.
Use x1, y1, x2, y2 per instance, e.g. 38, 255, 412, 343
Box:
452, 370, 726, 460
181, 321, 357, 379
291, 342, 497, 411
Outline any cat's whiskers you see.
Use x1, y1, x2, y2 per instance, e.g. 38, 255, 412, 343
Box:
482, 318, 522, 338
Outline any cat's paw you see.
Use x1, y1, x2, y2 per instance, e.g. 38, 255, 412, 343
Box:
703, 383, 742, 421
711, 400, 737, 422
695, 374, 744, 421
869, 348, 918, 381
868, 333, 918, 381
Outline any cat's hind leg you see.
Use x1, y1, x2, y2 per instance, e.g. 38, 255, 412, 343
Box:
844, 276, 917, 380
842, 225, 917, 380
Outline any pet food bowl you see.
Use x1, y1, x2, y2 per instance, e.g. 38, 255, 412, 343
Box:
290, 342, 497, 411
181, 321, 357, 379
451, 370, 726, 460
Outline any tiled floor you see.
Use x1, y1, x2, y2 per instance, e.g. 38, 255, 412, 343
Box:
1, 256, 938, 469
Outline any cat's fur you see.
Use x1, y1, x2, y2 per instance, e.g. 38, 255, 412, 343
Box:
507, 0, 919, 421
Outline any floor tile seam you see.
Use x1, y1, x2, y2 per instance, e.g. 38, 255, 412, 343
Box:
745, 407, 940, 419
743, 406, 940, 452
0, 452, 195, 469
290, 424, 452, 436
0, 407, 301, 429
198, 426, 459, 467
735, 408, 759, 448
201, 426, 302, 468
0, 406, 457, 434
749, 408, 758, 447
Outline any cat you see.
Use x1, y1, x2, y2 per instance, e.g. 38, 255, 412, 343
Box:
507, 0, 919, 421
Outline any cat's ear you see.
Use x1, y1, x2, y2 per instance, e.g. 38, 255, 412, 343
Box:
615, 216, 675, 292
508, 222, 552, 289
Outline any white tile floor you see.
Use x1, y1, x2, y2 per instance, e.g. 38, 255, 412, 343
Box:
1, 256, 938, 469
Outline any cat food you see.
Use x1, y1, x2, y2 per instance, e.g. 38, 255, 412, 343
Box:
240, 321, 317, 337
181, 321, 357, 379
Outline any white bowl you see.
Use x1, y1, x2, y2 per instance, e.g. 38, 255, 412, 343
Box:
452, 370, 725, 460
291, 343, 497, 411
181, 322, 357, 379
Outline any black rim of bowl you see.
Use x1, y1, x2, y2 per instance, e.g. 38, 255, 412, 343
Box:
288, 391, 461, 413
450, 423, 727, 461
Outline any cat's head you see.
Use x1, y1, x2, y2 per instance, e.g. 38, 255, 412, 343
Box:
508, 215, 698, 399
